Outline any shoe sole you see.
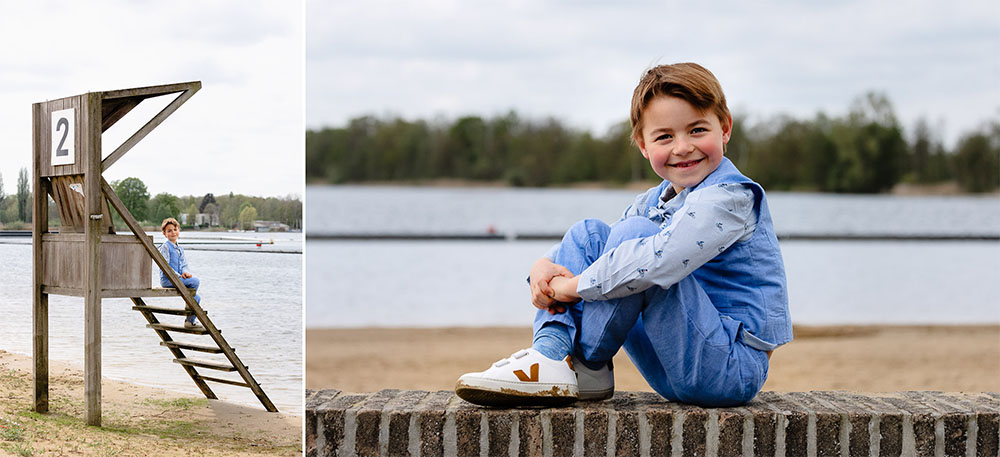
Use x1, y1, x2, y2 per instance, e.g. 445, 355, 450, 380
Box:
578, 387, 614, 401
455, 384, 578, 407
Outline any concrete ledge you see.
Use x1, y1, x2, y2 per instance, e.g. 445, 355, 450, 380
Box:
306, 390, 999, 457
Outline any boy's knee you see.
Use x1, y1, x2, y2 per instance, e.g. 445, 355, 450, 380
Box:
564, 219, 611, 248
607, 217, 661, 249
568, 218, 610, 237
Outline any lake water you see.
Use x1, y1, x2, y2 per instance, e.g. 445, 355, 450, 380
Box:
306, 185, 1000, 328
0, 233, 303, 415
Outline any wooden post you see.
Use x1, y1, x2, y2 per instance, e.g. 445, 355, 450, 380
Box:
83, 92, 102, 426
31, 103, 48, 413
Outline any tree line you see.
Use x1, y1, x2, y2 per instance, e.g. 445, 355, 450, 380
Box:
0, 171, 302, 231
306, 92, 999, 193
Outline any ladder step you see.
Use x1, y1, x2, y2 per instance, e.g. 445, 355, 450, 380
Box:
147, 323, 212, 335
133, 305, 201, 316
173, 357, 238, 372
160, 341, 226, 354
196, 375, 251, 388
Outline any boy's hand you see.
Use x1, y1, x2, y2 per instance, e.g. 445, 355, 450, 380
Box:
548, 275, 581, 304
181, 272, 192, 279
529, 257, 574, 313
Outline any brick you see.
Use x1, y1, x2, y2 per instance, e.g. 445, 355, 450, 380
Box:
487, 410, 513, 457
882, 392, 942, 457
383, 390, 428, 456
548, 408, 576, 457
305, 389, 339, 457
455, 407, 481, 457
681, 408, 708, 457
315, 392, 369, 457
787, 392, 841, 457
645, 408, 672, 456
761, 392, 808, 456
615, 410, 640, 457
416, 391, 453, 457
977, 410, 999, 457
742, 396, 776, 456
517, 409, 543, 457
582, 407, 609, 457
716, 410, 744, 457
356, 389, 400, 457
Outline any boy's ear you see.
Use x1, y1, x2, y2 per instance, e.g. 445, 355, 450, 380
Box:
634, 134, 649, 159
721, 115, 733, 145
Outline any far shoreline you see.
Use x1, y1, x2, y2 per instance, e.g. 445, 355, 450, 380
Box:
306, 179, 1000, 196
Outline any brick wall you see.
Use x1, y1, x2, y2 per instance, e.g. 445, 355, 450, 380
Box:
306, 390, 999, 456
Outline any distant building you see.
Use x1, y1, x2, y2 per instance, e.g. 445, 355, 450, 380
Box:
253, 220, 289, 232
179, 213, 220, 227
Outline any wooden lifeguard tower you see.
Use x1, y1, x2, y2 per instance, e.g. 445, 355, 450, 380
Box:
32, 82, 277, 426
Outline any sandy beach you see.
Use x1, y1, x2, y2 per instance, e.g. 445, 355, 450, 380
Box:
306, 325, 1000, 393
0, 350, 301, 457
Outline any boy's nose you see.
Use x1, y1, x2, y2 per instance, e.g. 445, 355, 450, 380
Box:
672, 137, 695, 155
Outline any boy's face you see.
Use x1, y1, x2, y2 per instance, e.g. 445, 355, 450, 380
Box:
163, 224, 180, 243
635, 95, 731, 193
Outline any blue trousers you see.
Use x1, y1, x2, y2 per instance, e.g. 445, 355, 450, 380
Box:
161, 275, 201, 305
534, 218, 769, 407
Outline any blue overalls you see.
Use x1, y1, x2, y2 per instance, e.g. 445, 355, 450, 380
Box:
160, 240, 201, 305
534, 159, 792, 407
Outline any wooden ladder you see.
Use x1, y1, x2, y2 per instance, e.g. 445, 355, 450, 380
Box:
100, 179, 277, 412
131, 295, 278, 411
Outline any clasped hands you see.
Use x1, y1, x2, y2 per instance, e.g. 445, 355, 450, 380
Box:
529, 257, 581, 315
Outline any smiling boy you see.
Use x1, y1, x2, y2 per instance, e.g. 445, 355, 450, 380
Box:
456, 63, 792, 407
159, 217, 204, 329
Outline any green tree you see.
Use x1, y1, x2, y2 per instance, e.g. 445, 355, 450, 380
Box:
111, 177, 150, 221
952, 122, 1000, 192
148, 192, 181, 223
16, 168, 30, 222
185, 203, 198, 227
239, 204, 258, 230
0, 171, 5, 209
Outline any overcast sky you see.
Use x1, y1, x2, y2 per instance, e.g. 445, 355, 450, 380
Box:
0, 0, 303, 200
308, 0, 999, 149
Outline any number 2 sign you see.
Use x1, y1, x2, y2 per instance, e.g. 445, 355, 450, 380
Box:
51, 108, 75, 166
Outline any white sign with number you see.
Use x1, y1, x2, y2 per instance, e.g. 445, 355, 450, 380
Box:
51, 108, 75, 166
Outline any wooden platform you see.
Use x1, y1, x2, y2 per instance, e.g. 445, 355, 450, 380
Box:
41, 285, 196, 299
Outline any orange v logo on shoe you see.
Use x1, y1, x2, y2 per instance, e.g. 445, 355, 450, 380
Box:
513, 363, 539, 382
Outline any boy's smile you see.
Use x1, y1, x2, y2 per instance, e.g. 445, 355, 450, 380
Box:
635, 95, 731, 193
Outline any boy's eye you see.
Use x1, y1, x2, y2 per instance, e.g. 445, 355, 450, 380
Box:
691, 127, 707, 134
655, 133, 671, 142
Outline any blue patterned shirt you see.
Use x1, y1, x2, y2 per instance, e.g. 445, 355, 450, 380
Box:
572, 183, 757, 301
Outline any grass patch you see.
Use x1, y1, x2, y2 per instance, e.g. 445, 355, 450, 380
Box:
1, 441, 35, 456
142, 397, 208, 410
1, 417, 25, 441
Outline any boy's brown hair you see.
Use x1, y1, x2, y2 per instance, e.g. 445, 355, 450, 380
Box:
629, 63, 731, 145
161, 217, 179, 233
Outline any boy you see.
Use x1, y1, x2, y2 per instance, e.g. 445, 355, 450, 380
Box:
456, 63, 792, 407
159, 218, 204, 329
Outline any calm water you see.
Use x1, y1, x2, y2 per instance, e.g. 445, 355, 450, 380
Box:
306, 185, 1000, 328
0, 239, 303, 415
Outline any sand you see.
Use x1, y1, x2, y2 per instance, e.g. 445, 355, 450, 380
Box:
306, 325, 1000, 393
0, 350, 301, 457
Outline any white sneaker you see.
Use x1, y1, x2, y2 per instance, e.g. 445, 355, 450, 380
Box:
574, 357, 614, 401
456, 348, 578, 407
